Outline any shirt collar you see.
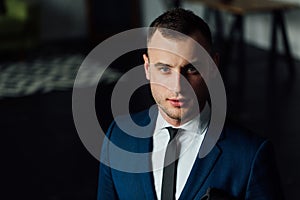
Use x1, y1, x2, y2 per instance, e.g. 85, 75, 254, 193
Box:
154, 102, 211, 136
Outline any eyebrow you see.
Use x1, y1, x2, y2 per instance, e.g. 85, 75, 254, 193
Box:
154, 62, 171, 68
153, 62, 198, 69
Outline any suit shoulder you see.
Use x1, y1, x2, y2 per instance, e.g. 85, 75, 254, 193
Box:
112, 107, 158, 127
219, 123, 268, 154
105, 109, 157, 153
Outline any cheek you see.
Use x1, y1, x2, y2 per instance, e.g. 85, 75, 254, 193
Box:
150, 83, 170, 101
195, 81, 208, 99
150, 83, 165, 95
189, 78, 207, 95
149, 73, 171, 89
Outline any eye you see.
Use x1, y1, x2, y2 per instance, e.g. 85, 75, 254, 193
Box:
186, 66, 199, 75
159, 66, 171, 73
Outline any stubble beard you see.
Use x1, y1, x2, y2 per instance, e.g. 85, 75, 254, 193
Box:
156, 97, 197, 124
151, 86, 200, 124
159, 103, 182, 121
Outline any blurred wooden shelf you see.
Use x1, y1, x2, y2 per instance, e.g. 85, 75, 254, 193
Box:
187, 0, 299, 15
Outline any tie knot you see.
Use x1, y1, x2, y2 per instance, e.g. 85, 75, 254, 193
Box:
166, 127, 179, 140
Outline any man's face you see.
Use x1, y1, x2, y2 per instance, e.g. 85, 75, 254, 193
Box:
144, 30, 216, 126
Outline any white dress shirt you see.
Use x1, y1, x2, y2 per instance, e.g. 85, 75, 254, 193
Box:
152, 103, 210, 200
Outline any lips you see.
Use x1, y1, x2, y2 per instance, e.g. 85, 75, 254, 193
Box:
167, 98, 187, 107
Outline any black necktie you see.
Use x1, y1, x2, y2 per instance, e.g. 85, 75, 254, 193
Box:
161, 127, 179, 200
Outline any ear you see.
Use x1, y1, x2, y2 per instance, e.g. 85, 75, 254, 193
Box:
212, 52, 220, 67
143, 54, 150, 80
208, 52, 220, 79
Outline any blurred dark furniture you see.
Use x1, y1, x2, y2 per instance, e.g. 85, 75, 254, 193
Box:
187, 0, 298, 73
0, 0, 40, 53
0, 0, 5, 14
86, 0, 141, 45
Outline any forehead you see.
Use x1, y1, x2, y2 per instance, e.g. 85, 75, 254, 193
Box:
147, 30, 208, 62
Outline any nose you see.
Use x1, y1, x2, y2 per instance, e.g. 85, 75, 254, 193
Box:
171, 69, 184, 94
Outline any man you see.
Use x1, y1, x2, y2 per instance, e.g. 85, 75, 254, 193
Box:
97, 8, 283, 199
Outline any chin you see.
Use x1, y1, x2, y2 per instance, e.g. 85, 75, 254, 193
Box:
166, 109, 190, 121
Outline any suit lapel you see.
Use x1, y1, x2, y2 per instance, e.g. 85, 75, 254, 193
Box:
137, 108, 158, 199
140, 169, 157, 199
179, 144, 222, 199
138, 136, 157, 200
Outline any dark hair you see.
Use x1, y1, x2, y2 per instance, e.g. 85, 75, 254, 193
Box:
148, 8, 212, 48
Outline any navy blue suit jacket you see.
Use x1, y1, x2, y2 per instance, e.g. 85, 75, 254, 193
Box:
97, 109, 283, 199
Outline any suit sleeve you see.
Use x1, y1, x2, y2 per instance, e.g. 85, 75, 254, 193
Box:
245, 140, 284, 200
97, 121, 119, 200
